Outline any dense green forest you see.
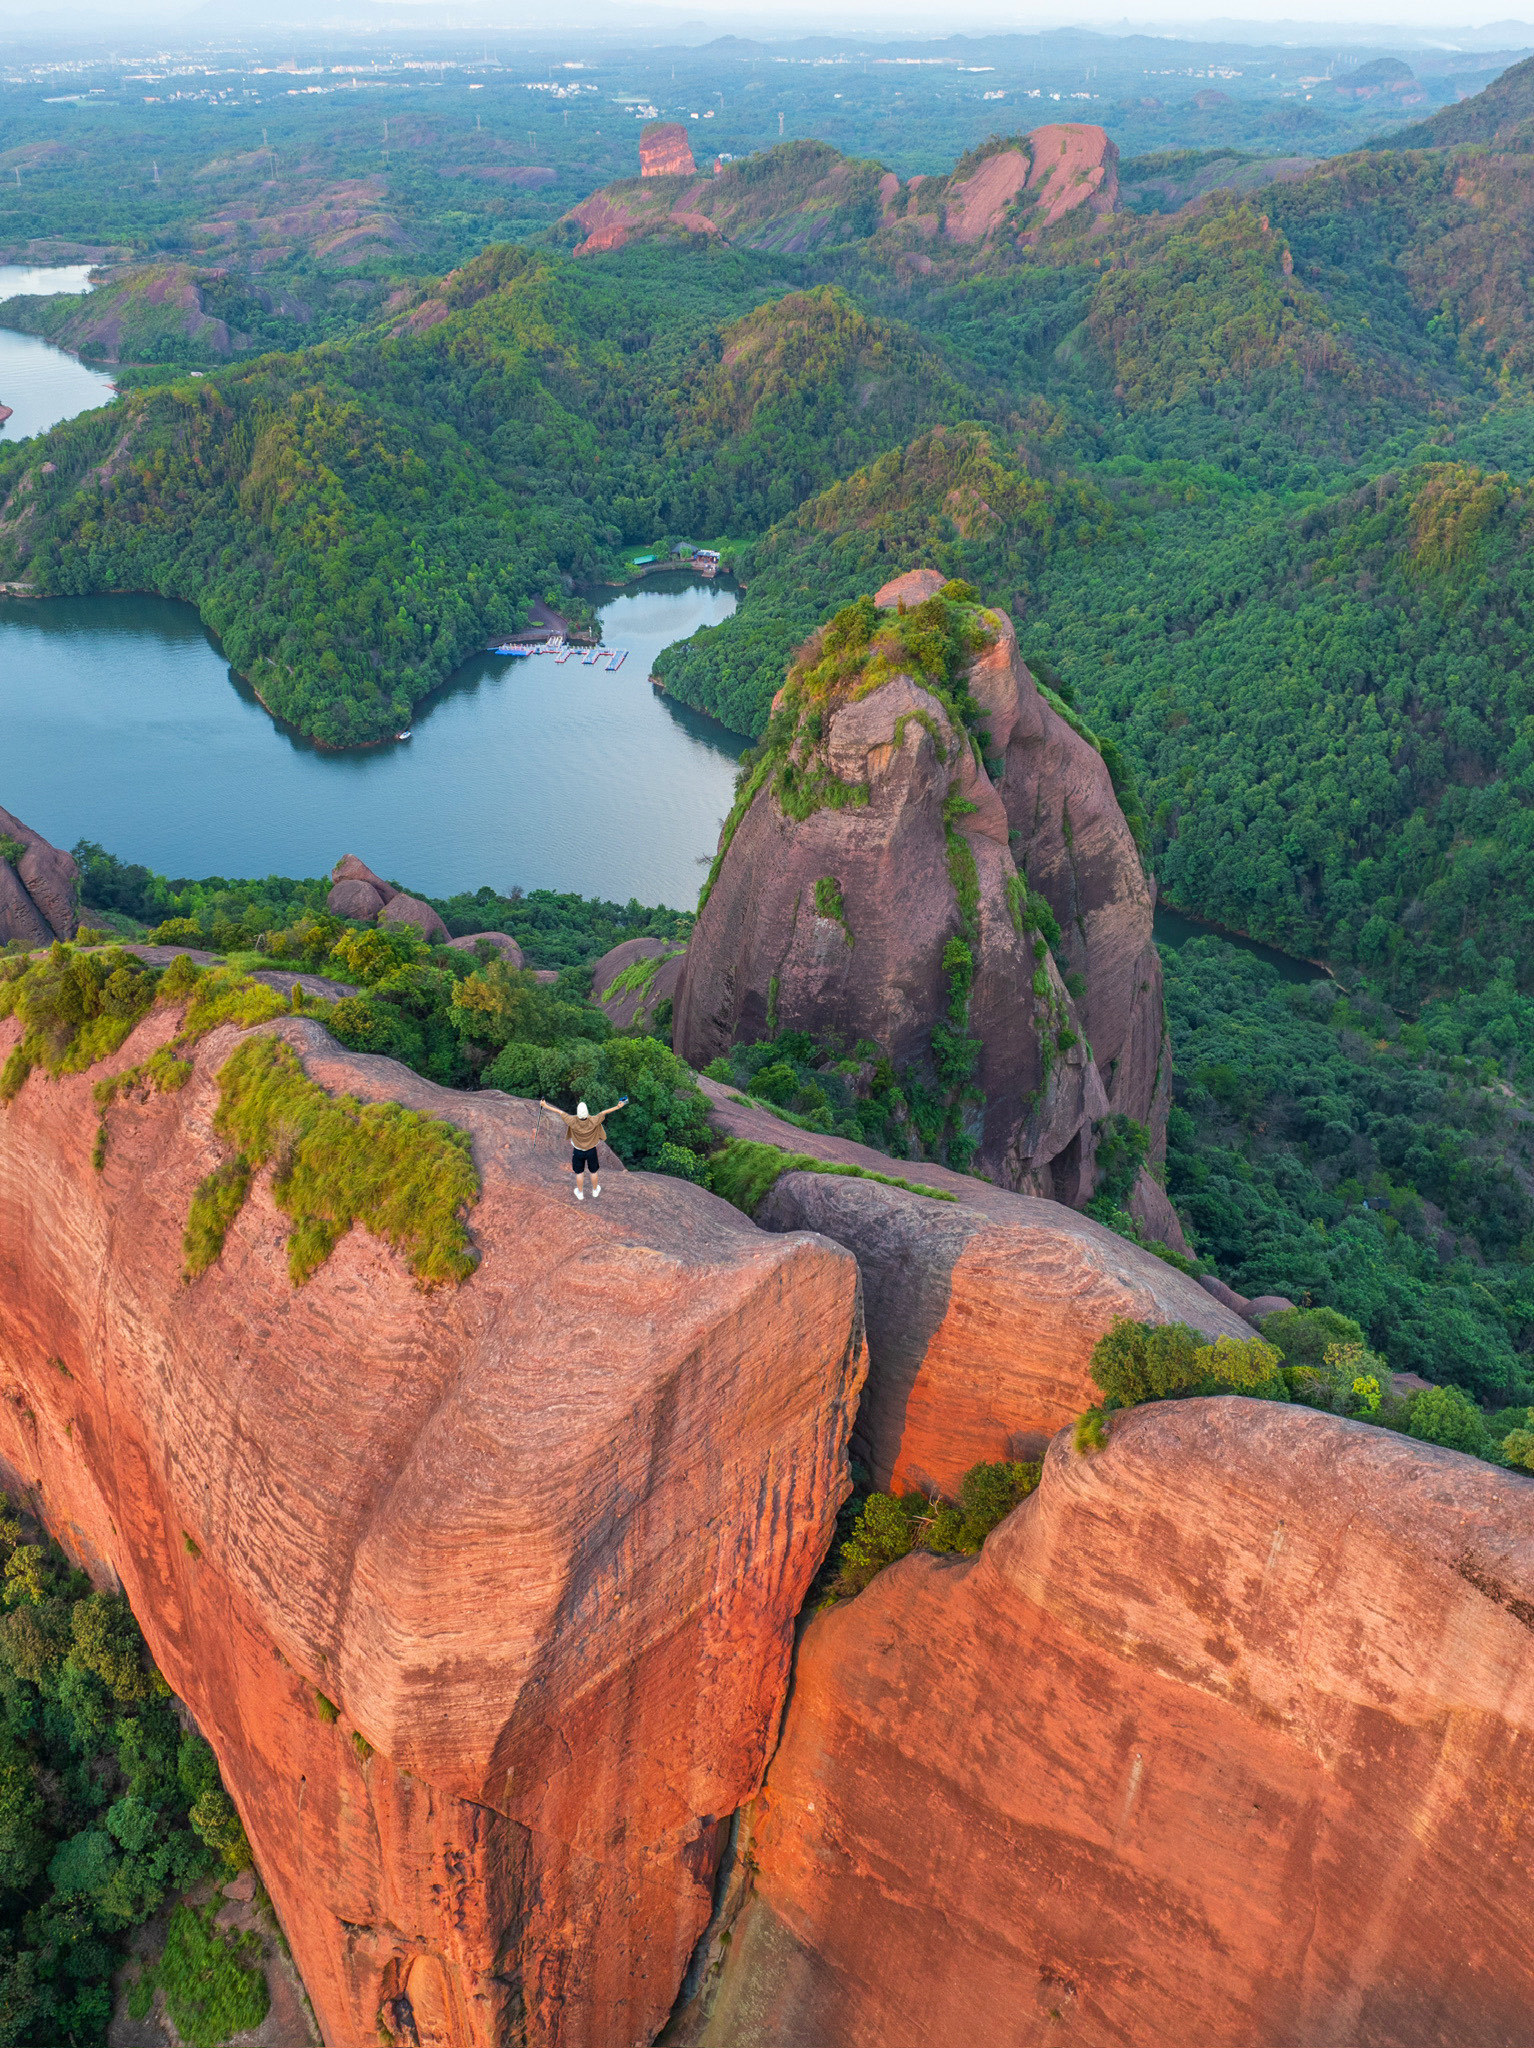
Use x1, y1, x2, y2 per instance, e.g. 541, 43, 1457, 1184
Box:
0, 1497, 261, 2045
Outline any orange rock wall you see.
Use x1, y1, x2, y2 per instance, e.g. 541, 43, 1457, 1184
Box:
673, 1400, 1534, 2048
641, 124, 697, 178
0, 1009, 866, 2048
753, 1169, 1251, 1491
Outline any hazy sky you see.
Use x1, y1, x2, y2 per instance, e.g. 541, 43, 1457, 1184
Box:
0, 0, 1526, 44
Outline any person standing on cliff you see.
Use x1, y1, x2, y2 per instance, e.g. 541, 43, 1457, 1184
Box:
538, 1096, 628, 1199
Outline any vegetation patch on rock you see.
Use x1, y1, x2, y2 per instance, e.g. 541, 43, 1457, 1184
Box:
187, 1033, 480, 1288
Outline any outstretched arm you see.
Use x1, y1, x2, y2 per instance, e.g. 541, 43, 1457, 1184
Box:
538, 1099, 565, 1122
603, 1098, 630, 1118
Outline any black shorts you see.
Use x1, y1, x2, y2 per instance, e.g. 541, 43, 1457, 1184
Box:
571, 1146, 600, 1173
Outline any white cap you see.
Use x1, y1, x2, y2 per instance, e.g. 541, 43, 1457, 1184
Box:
577, 1101, 588, 1117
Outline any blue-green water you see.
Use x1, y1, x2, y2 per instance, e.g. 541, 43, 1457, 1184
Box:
0, 577, 744, 907
0, 264, 114, 443
1153, 902, 1328, 984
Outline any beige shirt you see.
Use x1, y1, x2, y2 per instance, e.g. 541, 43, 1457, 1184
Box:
544, 1103, 620, 1149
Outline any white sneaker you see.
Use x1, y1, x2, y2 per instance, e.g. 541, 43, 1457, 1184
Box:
574, 1188, 584, 1200
592, 1184, 601, 1198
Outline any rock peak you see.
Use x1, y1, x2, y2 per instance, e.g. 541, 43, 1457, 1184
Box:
640, 121, 696, 178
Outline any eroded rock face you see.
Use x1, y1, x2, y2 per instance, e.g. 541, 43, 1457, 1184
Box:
753, 1169, 1248, 1491
641, 123, 697, 178
1019, 122, 1119, 231
0, 804, 78, 944
674, 1401, 1534, 2048
674, 579, 1166, 1207
0, 1007, 865, 2048
986, 620, 1170, 1199
591, 936, 687, 1033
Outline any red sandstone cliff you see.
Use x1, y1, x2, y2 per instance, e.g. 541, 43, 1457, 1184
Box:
753, 1167, 1248, 1492
0, 1005, 865, 2048
0, 804, 78, 947
641, 123, 697, 179
671, 1399, 1534, 2047
591, 935, 688, 1034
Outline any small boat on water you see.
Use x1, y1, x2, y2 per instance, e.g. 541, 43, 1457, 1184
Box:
395, 730, 412, 741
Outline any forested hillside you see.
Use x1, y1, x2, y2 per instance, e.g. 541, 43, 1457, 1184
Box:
12, 56, 1534, 1389
0, 250, 977, 743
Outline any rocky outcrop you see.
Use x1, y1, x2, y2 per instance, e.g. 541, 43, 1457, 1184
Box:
591, 936, 687, 1032
0, 1004, 865, 2048
673, 576, 1166, 1210
0, 804, 78, 945
641, 123, 697, 179
446, 931, 524, 966
326, 856, 448, 941
754, 1168, 1250, 1492
877, 126, 1119, 253
1016, 122, 1119, 232
379, 892, 448, 941
672, 1399, 1534, 2048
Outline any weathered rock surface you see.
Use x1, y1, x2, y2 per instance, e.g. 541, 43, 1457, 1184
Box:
0, 803, 78, 944
673, 1400, 1534, 2048
327, 877, 387, 921
378, 891, 448, 942
674, 579, 1166, 1209
592, 937, 688, 1032
325, 857, 448, 941
446, 931, 525, 966
0, 1006, 866, 2048
879, 125, 1119, 250
641, 123, 697, 178
1016, 122, 1120, 232
754, 1169, 1250, 1491
993, 625, 1168, 1181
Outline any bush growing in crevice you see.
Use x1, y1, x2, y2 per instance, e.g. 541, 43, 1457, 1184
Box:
824, 1458, 1041, 1602
704, 1137, 955, 1217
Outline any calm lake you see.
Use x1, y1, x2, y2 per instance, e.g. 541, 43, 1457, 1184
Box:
0, 579, 745, 907
0, 276, 1331, 968
0, 272, 746, 906
0, 265, 114, 444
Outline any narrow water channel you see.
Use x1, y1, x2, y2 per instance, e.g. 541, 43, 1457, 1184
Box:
0, 265, 114, 443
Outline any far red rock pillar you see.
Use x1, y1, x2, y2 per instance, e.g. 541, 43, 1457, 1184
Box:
640, 122, 697, 177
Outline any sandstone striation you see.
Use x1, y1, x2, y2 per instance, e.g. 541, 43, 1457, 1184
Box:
0, 1003, 866, 2048
673, 577, 1167, 1211
640, 123, 697, 179
673, 1399, 1534, 2048
754, 1168, 1247, 1491
0, 803, 78, 945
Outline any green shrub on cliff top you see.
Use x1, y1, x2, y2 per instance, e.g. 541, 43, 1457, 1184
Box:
1089, 1317, 1289, 1407
704, 1136, 956, 1216
187, 1033, 479, 1287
